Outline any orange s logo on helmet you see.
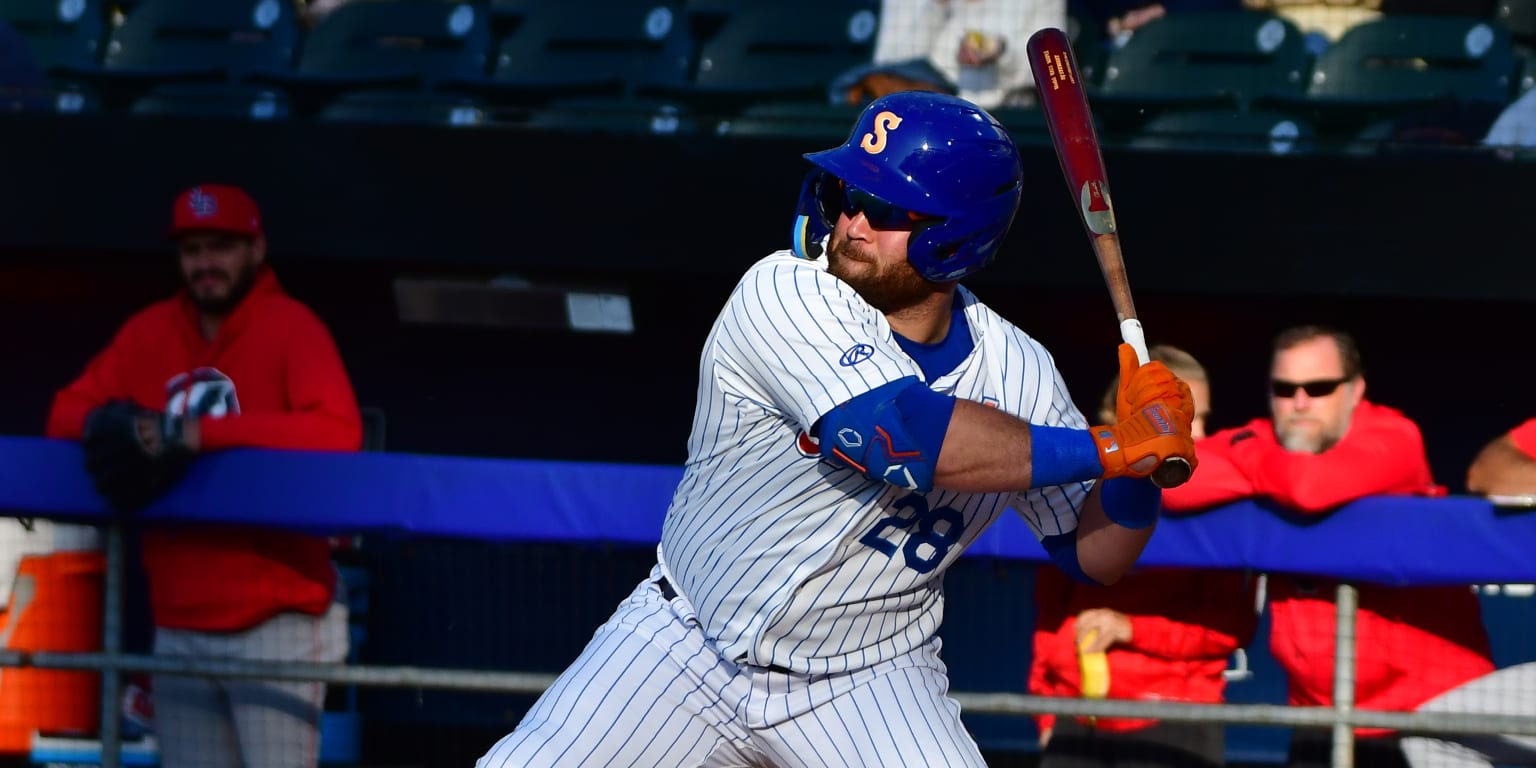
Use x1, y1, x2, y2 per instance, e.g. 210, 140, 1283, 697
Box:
860, 111, 903, 154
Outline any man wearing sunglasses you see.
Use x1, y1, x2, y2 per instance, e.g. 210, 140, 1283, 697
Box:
1162, 325, 1494, 768
479, 91, 1198, 767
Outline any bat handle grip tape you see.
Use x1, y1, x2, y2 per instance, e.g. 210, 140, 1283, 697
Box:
1120, 319, 1150, 365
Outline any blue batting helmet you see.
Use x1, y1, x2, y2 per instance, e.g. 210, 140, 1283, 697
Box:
791, 91, 1023, 282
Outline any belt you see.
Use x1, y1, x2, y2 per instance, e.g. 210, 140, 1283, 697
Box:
655, 577, 794, 675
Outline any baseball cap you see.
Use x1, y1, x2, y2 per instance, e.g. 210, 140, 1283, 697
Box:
169, 184, 263, 238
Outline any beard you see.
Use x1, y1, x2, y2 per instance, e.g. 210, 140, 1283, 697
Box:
825, 234, 937, 314
1276, 409, 1352, 454
187, 262, 260, 316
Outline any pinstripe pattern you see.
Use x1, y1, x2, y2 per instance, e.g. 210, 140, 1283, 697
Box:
663, 251, 1089, 677
479, 252, 1088, 766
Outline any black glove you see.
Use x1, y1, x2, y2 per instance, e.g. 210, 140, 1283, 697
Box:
81, 401, 194, 512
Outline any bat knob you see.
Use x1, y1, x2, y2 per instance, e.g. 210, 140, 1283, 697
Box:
1151, 457, 1193, 489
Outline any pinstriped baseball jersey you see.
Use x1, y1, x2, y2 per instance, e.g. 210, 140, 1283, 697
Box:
660, 249, 1090, 677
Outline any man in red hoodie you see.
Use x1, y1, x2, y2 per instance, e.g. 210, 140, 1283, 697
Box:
47, 184, 361, 768
1162, 325, 1494, 768
1031, 344, 1258, 768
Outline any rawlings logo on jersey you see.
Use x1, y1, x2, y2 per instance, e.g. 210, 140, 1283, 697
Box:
164, 367, 240, 419
859, 111, 902, 154
839, 343, 875, 367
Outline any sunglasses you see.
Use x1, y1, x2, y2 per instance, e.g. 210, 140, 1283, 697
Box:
835, 180, 934, 231
1270, 378, 1349, 398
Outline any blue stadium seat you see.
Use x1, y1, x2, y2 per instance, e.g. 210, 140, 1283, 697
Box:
0, 0, 104, 74
1129, 108, 1316, 155
484, 1, 691, 105
1268, 14, 1518, 133
99, 0, 299, 83
317, 89, 488, 127
1095, 11, 1310, 114
289, 0, 492, 90
524, 98, 696, 136
129, 82, 290, 120
665, 0, 880, 110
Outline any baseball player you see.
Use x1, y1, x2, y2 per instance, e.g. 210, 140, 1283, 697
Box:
47, 185, 359, 768
478, 91, 1198, 768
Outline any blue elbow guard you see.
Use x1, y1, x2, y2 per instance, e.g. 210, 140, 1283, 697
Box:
818, 376, 954, 492
1041, 532, 1101, 585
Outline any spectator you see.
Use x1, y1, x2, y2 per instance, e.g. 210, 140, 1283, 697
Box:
1466, 418, 1536, 497
1162, 325, 1495, 768
1031, 344, 1257, 768
46, 184, 360, 768
868, 0, 1066, 108
1240, 0, 1381, 49
1074, 0, 1242, 39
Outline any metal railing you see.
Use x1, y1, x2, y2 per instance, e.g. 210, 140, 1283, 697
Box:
4, 524, 1533, 768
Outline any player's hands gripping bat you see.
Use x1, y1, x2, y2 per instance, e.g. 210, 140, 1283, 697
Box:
1026, 27, 1195, 488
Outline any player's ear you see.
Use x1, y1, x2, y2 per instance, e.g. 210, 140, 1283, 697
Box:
1349, 376, 1366, 406
251, 235, 268, 267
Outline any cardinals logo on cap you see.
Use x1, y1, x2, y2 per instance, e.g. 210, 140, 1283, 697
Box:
188, 187, 220, 219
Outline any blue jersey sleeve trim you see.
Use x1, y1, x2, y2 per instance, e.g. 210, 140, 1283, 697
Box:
1041, 532, 1101, 585
1029, 425, 1103, 488
1101, 476, 1161, 530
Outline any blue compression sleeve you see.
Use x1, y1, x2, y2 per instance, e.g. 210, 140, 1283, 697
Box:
1028, 424, 1103, 488
1101, 476, 1161, 529
1041, 531, 1101, 585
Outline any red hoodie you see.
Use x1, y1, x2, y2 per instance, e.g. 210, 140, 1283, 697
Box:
1162, 401, 1494, 737
47, 268, 362, 632
1511, 418, 1536, 459
1030, 563, 1257, 733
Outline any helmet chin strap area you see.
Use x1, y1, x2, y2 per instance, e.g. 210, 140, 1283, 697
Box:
792, 214, 825, 260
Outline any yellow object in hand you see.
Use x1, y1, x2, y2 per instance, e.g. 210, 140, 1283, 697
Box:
1077, 630, 1110, 700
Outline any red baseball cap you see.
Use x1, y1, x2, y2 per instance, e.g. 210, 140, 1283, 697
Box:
169, 184, 263, 238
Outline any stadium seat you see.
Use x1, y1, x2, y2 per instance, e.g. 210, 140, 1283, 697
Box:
99, 0, 298, 83
711, 100, 858, 140
129, 82, 290, 120
317, 89, 488, 127
1095, 11, 1310, 115
1128, 108, 1316, 155
524, 98, 697, 136
1497, 0, 1536, 49
484, 1, 692, 104
1277, 14, 1517, 130
0, 0, 104, 74
288, 0, 492, 90
663, 0, 880, 111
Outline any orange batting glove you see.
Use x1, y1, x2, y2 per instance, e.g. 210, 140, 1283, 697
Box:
1091, 344, 1198, 480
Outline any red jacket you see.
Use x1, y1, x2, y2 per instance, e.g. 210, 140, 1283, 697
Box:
1030, 563, 1257, 733
47, 269, 362, 632
1163, 401, 1494, 736
1511, 418, 1536, 458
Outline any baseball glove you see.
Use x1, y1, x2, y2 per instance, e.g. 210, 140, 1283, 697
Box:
81, 401, 193, 512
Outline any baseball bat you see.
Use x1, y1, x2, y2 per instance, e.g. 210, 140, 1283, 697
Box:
1025, 27, 1192, 489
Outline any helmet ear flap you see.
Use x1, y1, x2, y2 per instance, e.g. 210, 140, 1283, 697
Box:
792, 169, 837, 260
